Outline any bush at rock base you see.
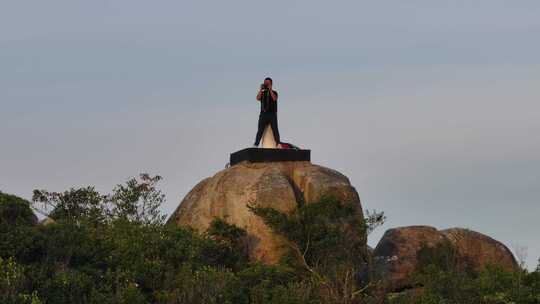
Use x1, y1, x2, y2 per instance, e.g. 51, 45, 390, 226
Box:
387, 243, 540, 304
1, 174, 538, 303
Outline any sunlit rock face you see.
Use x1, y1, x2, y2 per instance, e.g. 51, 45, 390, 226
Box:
168, 161, 365, 264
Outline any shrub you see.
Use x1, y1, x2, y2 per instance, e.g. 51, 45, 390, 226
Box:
249, 195, 384, 304
0, 192, 37, 226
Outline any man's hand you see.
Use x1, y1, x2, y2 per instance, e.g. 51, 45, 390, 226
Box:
257, 85, 264, 101
268, 87, 277, 102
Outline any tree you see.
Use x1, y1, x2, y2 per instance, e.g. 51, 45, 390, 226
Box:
32, 173, 166, 225
0, 192, 37, 226
249, 196, 385, 304
105, 174, 166, 225
0, 257, 42, 304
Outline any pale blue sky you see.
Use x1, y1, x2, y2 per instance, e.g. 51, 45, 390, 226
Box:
1, 1, 539, 268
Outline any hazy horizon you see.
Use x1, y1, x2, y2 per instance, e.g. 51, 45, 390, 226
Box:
1, 1, 539, 269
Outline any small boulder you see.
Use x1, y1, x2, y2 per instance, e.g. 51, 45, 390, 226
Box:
373, 225, 518, 291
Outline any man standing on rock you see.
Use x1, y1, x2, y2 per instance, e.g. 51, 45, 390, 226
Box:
253, 77, 281, 148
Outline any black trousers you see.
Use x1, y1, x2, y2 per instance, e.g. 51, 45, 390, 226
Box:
254, 112, 280, 146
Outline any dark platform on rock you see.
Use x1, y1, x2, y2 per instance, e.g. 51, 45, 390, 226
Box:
230, 148, 311, 166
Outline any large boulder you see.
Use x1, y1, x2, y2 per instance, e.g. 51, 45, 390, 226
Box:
168, 161, 364, 264
373, 226, 518, 291
373, 226, 446, 290
441, 228, 518, 272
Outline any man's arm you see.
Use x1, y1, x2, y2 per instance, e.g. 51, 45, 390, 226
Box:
256, 89, 263, 101
269, 90, 277, 102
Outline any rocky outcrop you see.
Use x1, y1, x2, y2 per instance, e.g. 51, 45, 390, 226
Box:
168, 159, 519, 287
373, 226, 518, 291
441, 228, 518, 272
168, 161, 364, 264
39, 217, 56, 226
372, 226, 446, 290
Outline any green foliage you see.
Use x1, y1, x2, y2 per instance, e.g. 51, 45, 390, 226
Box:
388, 242, 540, 304
1, 177, 333, 303
364, 209, 386, 235
2, 178, 539, 304
156, 265, 245, 304
242, 262, 323, 304
0, 191, 37, 226
106, 174, 166, 225
0, 193, 44, 266
0, 256, 25, 302
416, 239, 472, 274
0, 257, 42, 304
32, 186, 105, 224
249, 196, 368, 267
32, 173, 166, 225
207, 218, 247, 241
249, 196, 384, 304
206, 218, 250, 270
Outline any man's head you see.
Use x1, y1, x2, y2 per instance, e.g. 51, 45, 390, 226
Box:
264, 77, 273, 88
